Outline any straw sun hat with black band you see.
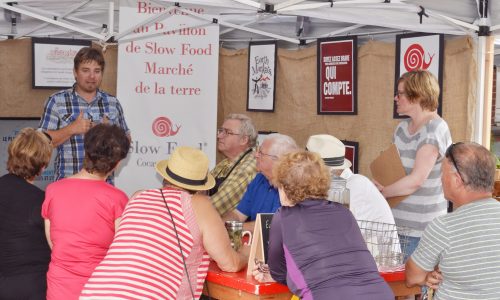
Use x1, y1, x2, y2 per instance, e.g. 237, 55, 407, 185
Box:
155, 146, 215, 191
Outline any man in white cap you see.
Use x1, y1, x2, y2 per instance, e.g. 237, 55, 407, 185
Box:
306, 134, 395, 225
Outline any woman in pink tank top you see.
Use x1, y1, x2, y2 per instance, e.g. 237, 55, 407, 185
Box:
42, 124, 130, 300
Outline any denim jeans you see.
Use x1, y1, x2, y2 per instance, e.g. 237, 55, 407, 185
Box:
400, 234, 420, 263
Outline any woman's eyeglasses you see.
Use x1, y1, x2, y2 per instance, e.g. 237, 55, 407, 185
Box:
395, 91, 407, 97
446, 142, 465, 183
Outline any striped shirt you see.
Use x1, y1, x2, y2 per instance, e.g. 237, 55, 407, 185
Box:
411, 198, 500, 299
39, 85, 129, 181
210, 149, 257, 215
80, 188, 210, 300
392, 118, 451, 237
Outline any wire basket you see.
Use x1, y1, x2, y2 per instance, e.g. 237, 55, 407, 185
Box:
357, 220, 410, 271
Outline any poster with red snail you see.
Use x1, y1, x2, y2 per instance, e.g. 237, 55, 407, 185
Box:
317, 36, 357, 115
394, 33, 444, 119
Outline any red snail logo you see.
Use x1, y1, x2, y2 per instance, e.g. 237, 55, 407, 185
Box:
404, 44, 435, 72
152, 117, 181, 137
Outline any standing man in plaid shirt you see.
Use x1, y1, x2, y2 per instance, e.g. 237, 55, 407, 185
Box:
39, 47, 130, 182
208, 114, 257, 216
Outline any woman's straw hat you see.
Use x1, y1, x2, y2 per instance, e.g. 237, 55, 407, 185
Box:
155, 146, 215, 191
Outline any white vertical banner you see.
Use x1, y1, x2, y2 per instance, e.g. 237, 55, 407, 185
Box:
115, 0, 219, 195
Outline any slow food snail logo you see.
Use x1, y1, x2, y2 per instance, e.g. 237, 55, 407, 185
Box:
404, 44, 434, 72
152, 117, 181, 137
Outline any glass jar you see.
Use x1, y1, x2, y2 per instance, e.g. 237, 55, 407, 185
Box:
328, 175, 350, 209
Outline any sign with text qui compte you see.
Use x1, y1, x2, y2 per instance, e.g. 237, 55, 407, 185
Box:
317, 36, 357, 115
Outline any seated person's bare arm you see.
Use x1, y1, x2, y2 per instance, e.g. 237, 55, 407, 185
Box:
192, 194, 248, 272
405, 257, 431, 287
222, 209, 256, 232
222, 209, 248, 223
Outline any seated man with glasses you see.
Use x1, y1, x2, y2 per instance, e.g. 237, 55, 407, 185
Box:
406, 142, 500, 299
208, 114, 258, 216
223, 133, 298, 231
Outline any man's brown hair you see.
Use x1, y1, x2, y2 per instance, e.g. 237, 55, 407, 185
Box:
74, 47, 105, 71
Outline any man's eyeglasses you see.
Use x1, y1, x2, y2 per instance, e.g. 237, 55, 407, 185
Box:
445, 142, 466, 183
256, 147, 278, 160
217, 128, 241, 136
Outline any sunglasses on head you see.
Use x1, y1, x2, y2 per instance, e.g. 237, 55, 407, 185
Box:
445, 142, 466, 183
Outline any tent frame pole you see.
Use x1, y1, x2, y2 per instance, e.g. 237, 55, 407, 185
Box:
0, 2, 105, 40
15, 0, 92, 38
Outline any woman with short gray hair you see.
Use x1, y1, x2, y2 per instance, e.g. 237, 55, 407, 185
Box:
254, 151, 394, 299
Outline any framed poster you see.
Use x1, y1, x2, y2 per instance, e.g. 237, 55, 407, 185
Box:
32, 37, 91, 89
317, 36, 357, 115
247, 41, 277, 112
342, 140, 359, 174
394, 33, 444, 118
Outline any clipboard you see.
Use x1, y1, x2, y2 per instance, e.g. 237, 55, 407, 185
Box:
370, 144, 408, 207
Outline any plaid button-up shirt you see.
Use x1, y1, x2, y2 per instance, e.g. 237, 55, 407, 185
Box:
39, 86, 129, 181
210, 149, 257, 216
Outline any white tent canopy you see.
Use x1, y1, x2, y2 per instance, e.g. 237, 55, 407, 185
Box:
0, 0, 498, 143
0, 0, 498, 45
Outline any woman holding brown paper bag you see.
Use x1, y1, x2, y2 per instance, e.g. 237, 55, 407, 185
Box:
374, 69, 452, 260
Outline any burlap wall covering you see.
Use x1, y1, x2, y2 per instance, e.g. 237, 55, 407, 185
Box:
218, 36, 475, 176
0, 39, 54, 118
0, 36, 475, 177
0, 39, 117, 118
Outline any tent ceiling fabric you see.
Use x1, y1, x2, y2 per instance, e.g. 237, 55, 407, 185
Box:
0, 0, 498, 51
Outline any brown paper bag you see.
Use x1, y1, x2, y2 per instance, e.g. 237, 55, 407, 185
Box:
370, 144, 408, 208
